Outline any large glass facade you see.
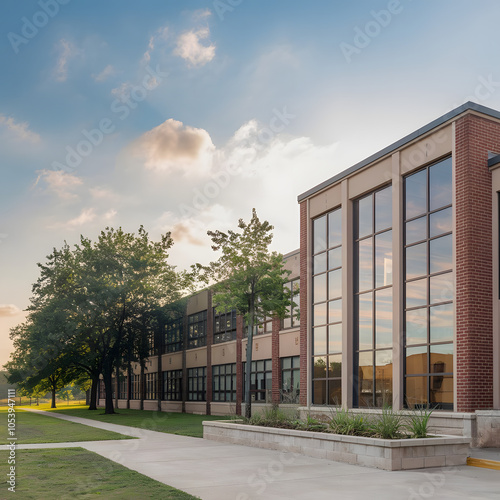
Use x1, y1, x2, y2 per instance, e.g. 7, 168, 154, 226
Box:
404, 157, 453, 410
354, 185, 393, 408
312, 207, 342, 405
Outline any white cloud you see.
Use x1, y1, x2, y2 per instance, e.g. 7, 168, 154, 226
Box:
0, 304, 22, 317
192, 9, 212, 21
50, 208, 97, 230
54, 39, 80, 82
104, 209, 117, 220
111, 81, 133, 100
142, 26, 169, 65
130, 118, 215, 175
174, 27, 215, 67
0, 115, 40, 143
35, 170, 83, 199
92, 64, 116, 82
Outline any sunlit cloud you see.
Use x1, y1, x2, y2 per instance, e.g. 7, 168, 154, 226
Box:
174, 27, 215, 67
142, 26, 169, 65
54, 39, 80, 82
49, 208, 96, 230
0, 115, 40, 143
0, 304, 22, 317
92, 64, 116, 82
34, 170, 83, 199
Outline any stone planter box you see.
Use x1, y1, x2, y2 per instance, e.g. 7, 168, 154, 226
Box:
203, 420, 471, 471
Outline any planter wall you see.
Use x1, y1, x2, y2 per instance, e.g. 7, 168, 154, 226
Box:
203, 420, 471, 471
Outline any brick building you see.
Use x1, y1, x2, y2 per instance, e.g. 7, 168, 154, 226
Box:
100, 102, 500, 445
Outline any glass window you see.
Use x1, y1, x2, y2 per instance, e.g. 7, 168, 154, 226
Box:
165, 319, 183, 353
404, 157, 453, 410
244, 359, 272, 402
187, 311, 207, 349
283, 278, 300, 329
187, 367, 206, 401
354, 186, 393, 408
163, 370, 182, 401
145, 372, 158, 400
212, 363, 236, 402
213, 308, 237, 343
313, 215, 327, 254
281, 356, 300, 403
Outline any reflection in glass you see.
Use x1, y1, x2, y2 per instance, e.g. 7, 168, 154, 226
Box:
358, 292, 373, 350
429, 234, 452, 274
406, 376, 427, 408
430, 344, 453, 373
429, 157, 452, 211
358, 351, 373, 408
406, 308, 427, 345
406, 216, 426, 245
375, 349, 393, 406
430, 375, 453, 408
375, 288, 392, 348
313, 302, 327, 326
406, 242, 427, 279
328, 299, 342, 324
313, 274, 327, 303
329, 354, 342, 378
357, 194, 373, 238
313, 326, 327, 355
328, 209, 342, 248
357, 238, 373, 292
314, 252, 327, 275
328, 268, 342, 299
406, 346, 427, 374
313, 356, 327, 378
430, 303, 453, 343
375, 186, 392, 232
313, 215, 327, 254
430, 207, 452, 238
405, 169, 427, 219
313, 380, 326, 405
329, 323, 342, 353
328, 247, 342, 270
406, 278, 427, 308
328, 379, 342, 405
430, 273, 453, 304
375, 230, 393, 287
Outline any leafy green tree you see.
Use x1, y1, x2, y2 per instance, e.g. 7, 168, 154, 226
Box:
196, 209, 293, 418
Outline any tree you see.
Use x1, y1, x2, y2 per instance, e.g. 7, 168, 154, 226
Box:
195, 209, 293, 418
6, 226, 189, 415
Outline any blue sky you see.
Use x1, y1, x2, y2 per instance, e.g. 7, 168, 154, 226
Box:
2, 0, 500, 364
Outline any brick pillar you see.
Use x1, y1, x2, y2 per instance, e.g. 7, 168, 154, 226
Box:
236, 315, 244, 415
271, 317, 281, 404
299, 200, 308, 406
206, 292, 213, 415
455, 114, 500, 411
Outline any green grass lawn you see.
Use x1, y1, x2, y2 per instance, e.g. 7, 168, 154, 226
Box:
0, 447, 198, 499
0, 407, 134, 444
45, 405, 233, 438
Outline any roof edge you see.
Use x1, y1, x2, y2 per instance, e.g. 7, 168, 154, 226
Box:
298, 101, 500, 203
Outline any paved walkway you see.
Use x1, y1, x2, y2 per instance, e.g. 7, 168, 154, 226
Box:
2, 409, 499, 499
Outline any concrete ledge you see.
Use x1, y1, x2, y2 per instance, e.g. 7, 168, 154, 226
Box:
203, 420, 471, 471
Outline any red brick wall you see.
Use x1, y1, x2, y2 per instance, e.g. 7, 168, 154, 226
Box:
299, 201, 308, 406
206, 291, 213, 415
455, 113, 499, 411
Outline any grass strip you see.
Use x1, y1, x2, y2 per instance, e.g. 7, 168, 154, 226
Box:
45, 405, 232, 438
0, 447, 198, 499
0, 407, 134, 444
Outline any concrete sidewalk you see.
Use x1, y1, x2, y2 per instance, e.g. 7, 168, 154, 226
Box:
2, 409, 499, 500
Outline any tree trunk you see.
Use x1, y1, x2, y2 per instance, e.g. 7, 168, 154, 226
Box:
103, 366, 115, 414
51, 387, 56, 409
244, 298, 255, 419
140, 364, 145, 411
88, 376, 98, 410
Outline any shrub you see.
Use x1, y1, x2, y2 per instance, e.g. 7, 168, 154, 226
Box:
406, 407, 433, 438
328, 408, 371, 436
369, 406, 405, 439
